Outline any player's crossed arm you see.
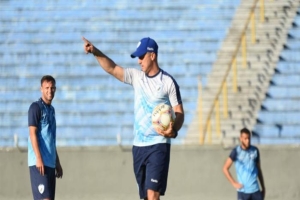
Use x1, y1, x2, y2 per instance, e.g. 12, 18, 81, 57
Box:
82, 37, 124, 82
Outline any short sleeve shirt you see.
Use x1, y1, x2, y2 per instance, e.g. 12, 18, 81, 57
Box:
28, 98, 56, 168
229, 145, 260, 193
124, 68, 182, 146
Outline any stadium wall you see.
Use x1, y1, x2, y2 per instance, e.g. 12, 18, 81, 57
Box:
1, 146, 300, 200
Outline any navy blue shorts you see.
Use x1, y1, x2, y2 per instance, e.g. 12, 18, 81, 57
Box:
132, 143, 171, 199
238, 191, 263, 200
29, 166, 56, 200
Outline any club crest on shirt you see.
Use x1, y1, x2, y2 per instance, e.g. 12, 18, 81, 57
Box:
250, 153, 256, 159
155, 84, 164, 95
156, 86, 161, 92
38, 184, 44, 194
238, 155, 244, 161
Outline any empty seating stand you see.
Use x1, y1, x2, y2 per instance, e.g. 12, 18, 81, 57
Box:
253, 10, 300, 144
0, 0, 240, 146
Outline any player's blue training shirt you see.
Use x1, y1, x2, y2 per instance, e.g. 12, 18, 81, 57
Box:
28, 98, 56, 168
229, 145, 260, 193
124, 68, 182, 147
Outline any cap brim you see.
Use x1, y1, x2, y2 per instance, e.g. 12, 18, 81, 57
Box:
130, 53, 138, 58
130, 49, 147, 58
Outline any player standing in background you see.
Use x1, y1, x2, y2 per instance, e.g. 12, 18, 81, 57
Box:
223, 128, 266, 200
28, 75, 63, 200
82, 37, 184, 200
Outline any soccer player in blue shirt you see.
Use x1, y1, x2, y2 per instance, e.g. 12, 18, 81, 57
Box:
223, 128, 266, 200
28, 75, 63, 200
82, 37, 184, 200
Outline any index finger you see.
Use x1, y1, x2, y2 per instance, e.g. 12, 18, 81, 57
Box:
168, 122, 174, 129
41, 165, 44, 176
82, 36, 89, 43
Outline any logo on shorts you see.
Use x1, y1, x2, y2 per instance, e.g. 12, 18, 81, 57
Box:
38, 184, 44, 194
151, 179, 158, 183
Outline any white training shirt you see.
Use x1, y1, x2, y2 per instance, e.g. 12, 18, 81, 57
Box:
124, 68, 182, 146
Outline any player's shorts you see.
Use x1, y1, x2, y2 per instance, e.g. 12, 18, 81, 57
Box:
237, 190, 263, 200
132, 143, 171, 199
29, 166, 56, 200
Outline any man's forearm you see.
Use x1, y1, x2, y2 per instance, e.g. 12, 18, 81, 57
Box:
258, 169, 265, 190
173, 104, 184, 132
173, 112, 184, 132
29, 130, 42, 160
56, 150, 60, 165
93, 48, 117, 75
223, 168, 236, 185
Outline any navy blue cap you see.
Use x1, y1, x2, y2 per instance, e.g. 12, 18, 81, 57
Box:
130, 37, 158, 58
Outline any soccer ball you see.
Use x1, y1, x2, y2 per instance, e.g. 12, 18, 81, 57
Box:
152, 103, 175, 131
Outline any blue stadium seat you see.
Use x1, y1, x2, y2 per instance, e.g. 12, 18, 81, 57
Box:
286, 39, 300, 49
289, 29, 300, 38
272, 74, 300, 86
276, 61, 300, 73
262, 99, 300, 111
253, 124, 280, 137
258, 138, 300, 145
281, 50, 300, 61
281, 126, 300, 137
258, 111, 300, 124
294, 16, 300, 26
268, 86, 300, 98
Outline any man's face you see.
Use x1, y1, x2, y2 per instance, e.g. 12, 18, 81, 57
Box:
240, 132, 250, 149
40, 80, 56, 104
138, 52, 155, 75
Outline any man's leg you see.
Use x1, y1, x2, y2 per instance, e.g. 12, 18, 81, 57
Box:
238, 192, 251, 200
29, 166, 55, 200
251, 190, 264, 200
145, 144, 170, 200
47, 166, 56, 200
145, 189, 160, 200
132, 146, 147, 199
